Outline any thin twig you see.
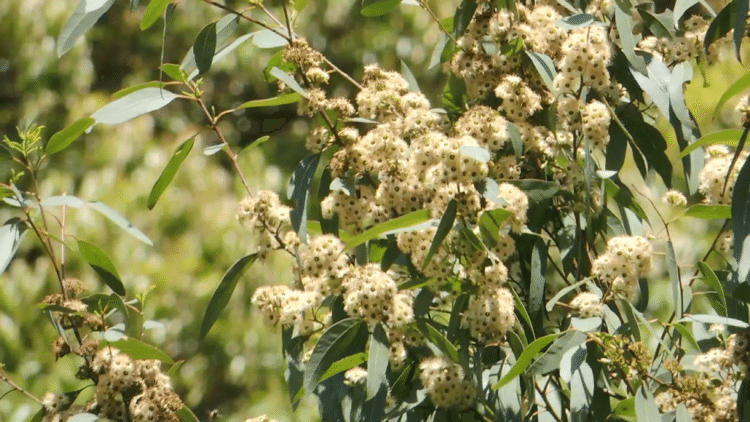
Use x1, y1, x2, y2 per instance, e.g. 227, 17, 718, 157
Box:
0, 367, 42, 405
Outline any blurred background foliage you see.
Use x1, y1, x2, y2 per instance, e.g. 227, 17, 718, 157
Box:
0, 0, 748, 421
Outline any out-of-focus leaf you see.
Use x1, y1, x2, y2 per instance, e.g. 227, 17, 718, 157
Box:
253, 28, 289, 48
631, 53, 672, 121
160, 63, 183, 81
674, 0, 715, 26
459, 145, 491, 163
739, 379, 750, 422
570, 361, 594, 422
192, 22, 217, 75
680, 129, 742, 157
704, 0, 734, 54
672, 322, 700, 351
400, 60, 420, 92
295, 0, 309, 10
105, 337, 173, 363
175, 406, 201, 422
68, 414, 98, 422
344, 209, 432, 249
366, 323, 389, 400
148, 137, 194, 210
635, 385, 661, 422
638, 9, 674, 38
78, 240, 125, 295
615, 1, 647, 74
270, 67, 308, 98
199, 254, 258, 340
507, 179, 560, 203
555, 13, 596, 29
91, 88, 178, 125
87, 201, 153, 245
698, 262, 727, 317
111, 82, 168, 100
304, 318, 368, 393
103, 323, 126, 341
236, 92, 301, 110
525, 51, 556, 92
452, 0, 478, 38
361, 0, 401, 16
203, 144, 224, 156
287, 154, 320, 242
733, 0, 747, 61
612, 397, 636, 417
492, 332, 561, 389
0, 218, 26, 275
140, 0, 172, 30
733, 141, 750, 285
417, 320, 458, 362
318, 352, 367, 383
26, 408, 44, 422
715, 70, 750, 115
529, 238, 547, 321
57, 0, 116, 57
429, 33, 450, 70
680, 314, 749, 327
423, 200, 456, 268
684, 204, 731, 219
666, 241, 683, 315
46, 117, 95, 155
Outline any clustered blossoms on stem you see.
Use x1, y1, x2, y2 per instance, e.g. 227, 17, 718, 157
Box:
570, 292, 604, 318
591, 235, 653, 301
697, 145, 748, 205
237, 190, 300, 257
418, 356, 475, 409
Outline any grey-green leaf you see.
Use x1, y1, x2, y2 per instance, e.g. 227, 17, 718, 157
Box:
180, 14, 238, 77
199, 254, 259, 340
525, 51, 556, 92
68, 413, 98, 422
423, 199, 456, 268
0, 218, 26, 275
193, 22, 218, 75
635, 385, 661, 422
270, 67, 308, 98
400, 60, 420, 92
236, 92, 301, 110
91, 88, 178, 125
527, 330, 587, 376
57, 0, 116, 57
366, 323, 389, 400
493, 333, 561, 389
253, 28, 288, 49
555, 13, 596, 30
47, 117, 95, 155
78, 240, 125, 295
287, 154, 320, 242
140, 0, 172, 30
148, 138, 194, 210
344, 209, 432, 249
304, 318, 368, 393
698, 262, 727, 317
87, 201, 153, 245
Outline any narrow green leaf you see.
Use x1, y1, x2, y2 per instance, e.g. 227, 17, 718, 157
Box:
175, 406, 201, 422
344, 209, 432, 249
684, 204, 731, 219
526, 330, 587, 376
635, 385, 661, 422
91, 87, 178, 125
25, 408, 44, 422
193, 22, 217, 75
236, 92, 301, 110
638, 9, 674, 38
423, 199, 456, 268
105, 338, 173, 363
510, 285, 533, 336
0, 218, 26, 275
78, 240, 125, 295
319, 352, 367, 383
87, 201, 153, 245
366, 323, 389, 400
733, 138, 750, 284
361, 0, 401, 17
671, 322, 701, 351
160, 63, 183, 81
555, 13, 596, 30
304, 318, 368, 393
46, 117, 95, 155
148, 138, 194, 210
287, 154, 320, 242
417, 320, 458, 362
666, 241, 683, 316
111, 82, 168, 100
199, 254, 259, 340
680, 314, 749, 327
477, 208, 512, 246
270, 67, 308, 98
492, 332, 561, 389
525, 51, 556, 92
715, 71, 750, 115
612, 397, 636, 417
680, 129, 743, 158
615, 2, 647, 74
698, 262, 727, 317
180, 14, 238, 77
140, 0, 172, 30
253, 28, 288, 49
294, 0, 309, 11
428, 33, 449, 70
400, 59, 420, 92
57, 0, 116, 57
704, 0, 734, 55
733, 0, 747, 61
529, 238, 547, 320
452, 0, 478, 38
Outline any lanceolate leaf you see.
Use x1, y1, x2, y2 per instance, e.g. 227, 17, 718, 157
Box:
400, 60, 420, 92
199, 254, 258, 340
423, 200, 456, 268
287, 154, 321, 242
704, 0, 734, 54
78, 240, 125, 295
148, 137, 194, 210
46, 117, 95, 155
0, 218, 26, 276
680, 314, 749, 328
304, 318, 368, 393
635, 385, 662, 422
555, 13, 596, 30
91, 88, 178, 125
733, 0, 748, 61
361, 0, 401, 17
87, 201, 153, 245
529, 238, 547, 321
236, 92, 301, 110
105, 338, 173, 363
270, 67, 308, 98
174, 406, 201, 422
733, 138, 750, 285
680, 129, 743, 157
715, 70, 750, 115
252, 28, 288, 49
615, 2, 647, 74
684, 204, 731, 219
527, 330, 587, 376
492, 332, 561, 389
318, 352, 367, 383
698, 261, 727, 317
140, 0, 172, 30
181, 14, 238, 77
525, 51, 557, 92
344, 209, 432, 249
57, 0, 116, 57
417, 320, 458, 362
452, 0, 478, 39
192, 22, 217, 75
666, 241, 683, 315
366, 323, 389, 400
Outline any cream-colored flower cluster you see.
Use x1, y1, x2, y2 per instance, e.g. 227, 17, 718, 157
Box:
570, 292, 604, 318
592, 235, 652, 301
237, 190, 300, 257
418, 356, 475, 409
697, 146, 748, 205
342, 263, 399, 329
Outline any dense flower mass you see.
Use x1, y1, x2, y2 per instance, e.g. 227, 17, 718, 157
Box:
592, 235, 653, 301
418, 356, 475, 409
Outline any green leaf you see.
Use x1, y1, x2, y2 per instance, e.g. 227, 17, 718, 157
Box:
192, 22, 217, 75
635, 385, 661, 422
492, 332, 561, 389
0, 218, 26, 276
344, 209, 432, 249
733, 140, 750, 284
46, 117, 95, 155
181, 14, 238, 77
25, 408, 44, 422
507, 179, 560, 203
111, 82, 168, 100
175, 406, 201, 422
400, 60, 420, 92
319, 352, 367, 383
361, 0, 401, 16
423, 200, 456, 268
478, 208, 512, 246
452, 0, 478, 39
428, 33, 450, 70
704, 0, 733, 55
529, 238, 547, 320
526, 330, 587, 376
236, 92, 301, 110
287, 154, 320, 242
570, 361, 594, 421
140, 0, 172, 30
680, 314, 749, 328
684, 204, 731, 219
525, 51, 556, 92
672, 322, 701, 351
105, 338, 173, 363
148, 137, 194, 210
57, 0, 116, 57
715, 71, 750, 115
638, 9, 674, 38
666, 241, 683, 315
304, 318, 368, 393
87, 201, 153, 245
733, 0, 747, 61
612, 397, 636, 417
199, 254, 259, 340
366, 323, 389, 400
511, 284, 533, 337
615, 1, 647, 74
270, 66, 308, 98
160, 63, 183, 81
680, 129, 743, 158
294, 0, 309, 11
698, 262, 727, 317
417, 320, 458, 362
91, 87, 178, 125
78, 240, 125, 295
253, 28, 288, 49
555, 13, 596, 29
